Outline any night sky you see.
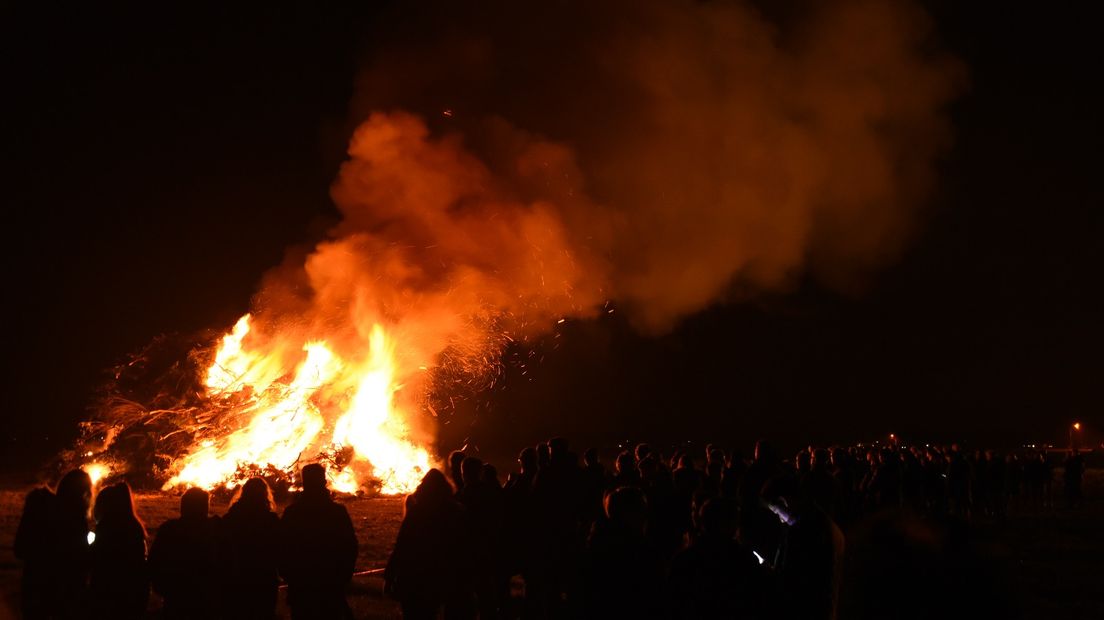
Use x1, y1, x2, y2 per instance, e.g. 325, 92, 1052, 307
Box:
3, 2, 1101, 470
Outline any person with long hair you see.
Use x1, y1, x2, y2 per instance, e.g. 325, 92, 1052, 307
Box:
223, 477, 281, 619
56, 469, 95, 616
89, 482, 149, 618
15, 469, 95, 619
14, 486, 57, 619
385, 468, 470, 620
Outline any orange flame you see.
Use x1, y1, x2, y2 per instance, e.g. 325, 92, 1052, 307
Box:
85, 462, 111, 487
332, 325, 432, 494
164, 314, 432, 494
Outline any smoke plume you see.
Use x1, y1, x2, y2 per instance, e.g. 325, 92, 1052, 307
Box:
75, 0, 964, 487
337, 0, 961, 330
251, 0, 962, 402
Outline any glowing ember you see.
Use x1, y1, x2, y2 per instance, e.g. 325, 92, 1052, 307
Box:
163, 314, 432, 494
85, 462, 111, 487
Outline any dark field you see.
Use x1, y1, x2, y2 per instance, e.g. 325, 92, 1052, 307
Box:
1, 472, 1102, 619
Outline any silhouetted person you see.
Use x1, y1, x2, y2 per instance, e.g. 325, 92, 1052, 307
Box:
449, 450, 467, 492
457, 456, 506, 619
720, 450, 747, 498
280, 464, 358, 620
830, 448, 859, 525
89, 482, 148, 619
223, 478, 281, 619
947, 446, 971, 517
14, 487, 59, 619
673, 453, 703, 497
740, 440, 782, 562
985, 450, 1007, 518
581, 448, 608, 524
537, 442, 552, 470
969, 450, 988, 516
667, 497, 770, 619
385, 469, 470, 620
611, 450, 641, 490
762, 477, 843, 620
673, 454, 702, 497
54, 469, 95, 618
482, 463, 512, 614
483, 463, 503, 489
802, 448, 839, 521
1063, 450, 1085, 509
1005, 453, 1023, 512
922, 449, 946, 516
529, 437, 582, 616
899, 450, 922, 512
865, 449, 902, 511
581, 487, 663, 619
504, 447, 539, 587
1022, 450, 1043, 510
702, 447, 726, 497
506, 447, 539, 494
149, 487, 225, 619
1040, 451, 1055, 508
795, 451, 812, 476
642, 455, 688, 560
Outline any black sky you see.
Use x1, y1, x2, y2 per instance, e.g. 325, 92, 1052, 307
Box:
2, 2, 1101, 469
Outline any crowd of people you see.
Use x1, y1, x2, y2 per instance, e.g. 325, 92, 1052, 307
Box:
386, 440, 1087, 619
13, 438, 1090, 619
15, 463, 356, 619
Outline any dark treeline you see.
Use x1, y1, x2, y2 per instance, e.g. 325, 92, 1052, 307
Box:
13, 440, 1088, 619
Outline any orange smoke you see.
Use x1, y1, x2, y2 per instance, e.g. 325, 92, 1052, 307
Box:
162, 113, 607, 492
354, 0, 965, 330
91, 0, 963, 492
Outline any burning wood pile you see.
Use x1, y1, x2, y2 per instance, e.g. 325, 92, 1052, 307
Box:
69, 315, 434, 495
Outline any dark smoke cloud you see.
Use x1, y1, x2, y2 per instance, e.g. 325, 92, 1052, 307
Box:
338, 0, 964, 333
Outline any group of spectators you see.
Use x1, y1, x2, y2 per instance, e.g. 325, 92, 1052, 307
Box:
13, 437, 1090, 619
757, 442, 1086, 525
386, 439, 1088, 619
15, 463, 357, 619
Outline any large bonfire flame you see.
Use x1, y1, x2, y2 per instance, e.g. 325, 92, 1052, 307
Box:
166, 315, 431, 494
70, 1, 960, 494
70, 111, 591, 496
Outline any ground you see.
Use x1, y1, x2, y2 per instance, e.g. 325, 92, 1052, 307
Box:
1, 474, 1102, 618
